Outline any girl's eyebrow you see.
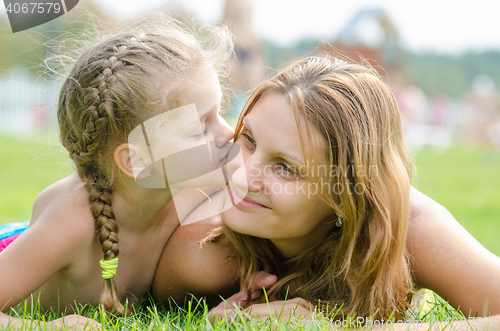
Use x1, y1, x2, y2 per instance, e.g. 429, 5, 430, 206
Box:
242, 116, 304, 166
199, 92, 223, 121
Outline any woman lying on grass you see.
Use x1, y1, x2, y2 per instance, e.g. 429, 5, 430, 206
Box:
153, 56, 500, 329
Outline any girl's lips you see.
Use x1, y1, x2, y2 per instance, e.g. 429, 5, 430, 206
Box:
231, 189, 270, 209
219, 141, 234, 164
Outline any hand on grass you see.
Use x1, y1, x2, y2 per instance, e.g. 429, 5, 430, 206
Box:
220, 271, 277, 307
49, 314, 101, 330
209, 270, 277, 321
211, 297, 315, 323
209, 271, 316, 323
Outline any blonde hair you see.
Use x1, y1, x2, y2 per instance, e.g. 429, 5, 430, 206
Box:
57, 13, 232, 315
214, 56, 414, 320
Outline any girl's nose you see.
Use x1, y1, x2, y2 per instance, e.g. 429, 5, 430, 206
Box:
214, 115, 235, 148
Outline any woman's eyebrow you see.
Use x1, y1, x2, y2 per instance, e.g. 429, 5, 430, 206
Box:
243, 116, 304, 166
278, 150, 305, 166
242, 116, 251, 131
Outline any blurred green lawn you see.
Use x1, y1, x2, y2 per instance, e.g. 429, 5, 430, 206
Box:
413, 146, 500, 256
0, 132, 72, 225
1, 132, 499, 257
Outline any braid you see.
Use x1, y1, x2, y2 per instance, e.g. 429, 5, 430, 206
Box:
86, 177, 124, 314
66, 43, 130, 315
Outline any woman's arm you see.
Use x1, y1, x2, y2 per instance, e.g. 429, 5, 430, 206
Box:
408, 187, 500, 316
152, 217, 240, 306
211, 297, 500, 330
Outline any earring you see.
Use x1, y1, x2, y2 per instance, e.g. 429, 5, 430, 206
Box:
336, 215, 344, 227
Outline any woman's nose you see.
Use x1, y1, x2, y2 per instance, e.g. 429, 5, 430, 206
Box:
231, 155, 264, 194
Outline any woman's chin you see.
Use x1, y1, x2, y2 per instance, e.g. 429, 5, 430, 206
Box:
221, 207, 255, 236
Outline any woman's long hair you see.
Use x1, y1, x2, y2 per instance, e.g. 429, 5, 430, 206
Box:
211, 56, 414, 320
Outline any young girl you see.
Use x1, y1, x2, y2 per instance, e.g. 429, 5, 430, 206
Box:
0, 13, 234, 329
153, 56, 500, 327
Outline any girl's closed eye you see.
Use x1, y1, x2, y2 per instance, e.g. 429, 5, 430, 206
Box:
192, 126, 208, 139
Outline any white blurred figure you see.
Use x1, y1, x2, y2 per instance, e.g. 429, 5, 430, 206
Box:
462, 74, 500, 145
393, 78, 430, 152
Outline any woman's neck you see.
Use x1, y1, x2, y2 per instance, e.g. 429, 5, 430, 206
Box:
270, 221, 332, 259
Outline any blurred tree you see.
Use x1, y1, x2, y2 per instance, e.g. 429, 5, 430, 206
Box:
0, 0, 109, 76
407, 51, 500, 98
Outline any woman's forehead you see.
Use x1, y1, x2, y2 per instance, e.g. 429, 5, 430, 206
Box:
246, 92, 328, 166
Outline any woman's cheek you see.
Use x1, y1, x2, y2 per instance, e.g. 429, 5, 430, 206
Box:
268, 180, 298, 211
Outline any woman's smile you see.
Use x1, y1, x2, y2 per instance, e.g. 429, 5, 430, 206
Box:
231, 188, 270, 209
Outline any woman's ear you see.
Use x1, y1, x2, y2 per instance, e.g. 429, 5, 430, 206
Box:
113, 143, 151, 179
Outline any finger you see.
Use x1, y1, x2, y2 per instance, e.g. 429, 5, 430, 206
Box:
241, 303, 273, 319
82, 319, 101, 330
246, 299, 312, 319
210, 299, 241, 316
209, 305, 237, 323
249, 271, 277, 292
226, 290, 249, 306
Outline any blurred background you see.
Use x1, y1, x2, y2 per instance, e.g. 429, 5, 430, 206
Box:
0, 0, 499, 255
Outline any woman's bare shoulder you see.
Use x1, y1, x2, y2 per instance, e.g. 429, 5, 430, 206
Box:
153, 215, 238, 305
407, 186, 500, 316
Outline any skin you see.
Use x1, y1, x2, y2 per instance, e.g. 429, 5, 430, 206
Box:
0, 71, 234, 329
152, 92, 500, 328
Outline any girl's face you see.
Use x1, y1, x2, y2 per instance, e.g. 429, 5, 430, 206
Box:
178, 71, 234, 159
129, 71, 234, 189
223, 92, 333, 258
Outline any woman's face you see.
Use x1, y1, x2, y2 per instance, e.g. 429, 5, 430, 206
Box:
223, 92, 333, 258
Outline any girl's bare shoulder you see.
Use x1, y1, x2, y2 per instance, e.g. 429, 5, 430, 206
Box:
30, 173, 95, 242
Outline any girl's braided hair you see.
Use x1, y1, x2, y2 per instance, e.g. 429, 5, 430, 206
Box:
56, 13, 233, 314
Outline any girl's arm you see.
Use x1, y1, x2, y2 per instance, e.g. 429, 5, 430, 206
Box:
408, 187, 500, 316
0, 184, 96, 328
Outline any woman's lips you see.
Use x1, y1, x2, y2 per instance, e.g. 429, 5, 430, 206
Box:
231, 189, 270, 209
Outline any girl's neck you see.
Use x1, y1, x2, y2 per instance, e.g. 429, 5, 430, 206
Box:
111, 183, 175, 231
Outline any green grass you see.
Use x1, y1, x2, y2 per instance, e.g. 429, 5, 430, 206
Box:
0, 131, 71, 225
3, 292, 495, 330
1, 133, 499, 329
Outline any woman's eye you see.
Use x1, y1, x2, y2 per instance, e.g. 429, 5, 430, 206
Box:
277, 163, 298, 176
242, 133, 255, 145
